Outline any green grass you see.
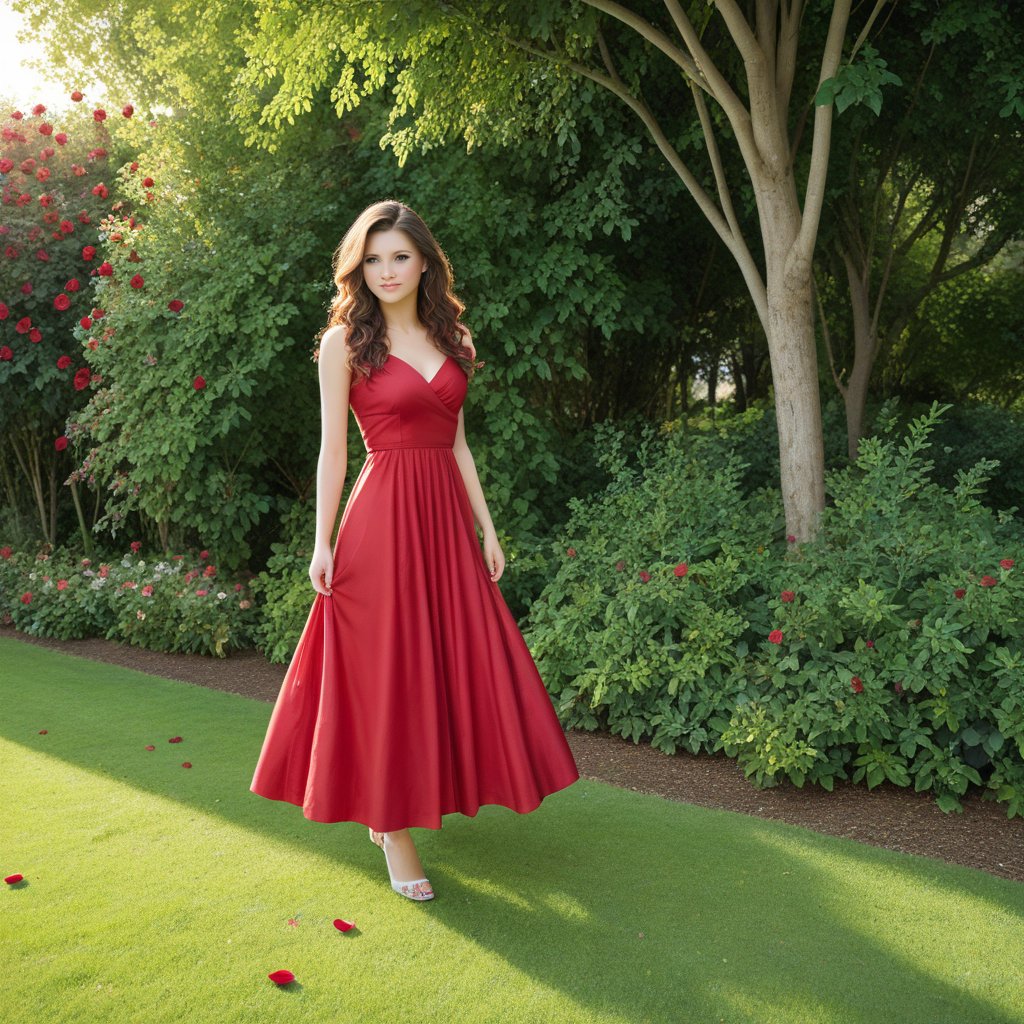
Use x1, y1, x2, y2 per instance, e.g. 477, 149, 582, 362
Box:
2, 635, 1023, 1024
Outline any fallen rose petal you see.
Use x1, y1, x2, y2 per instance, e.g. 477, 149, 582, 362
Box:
145, 745, 155, 751
333, 918, 356, 932
5, 874, 25, 884
182, 762, 192, 768
39, 729, 48, 734
168, 736, 183, 743
268, 969, 295, 985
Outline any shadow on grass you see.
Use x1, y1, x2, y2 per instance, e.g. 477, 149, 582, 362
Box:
3, 637, 1023, 1024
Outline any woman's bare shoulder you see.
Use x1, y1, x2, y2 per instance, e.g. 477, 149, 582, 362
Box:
321, 324, 351, 352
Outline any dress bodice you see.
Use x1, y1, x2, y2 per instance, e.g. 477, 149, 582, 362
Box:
349, 354, 467, 452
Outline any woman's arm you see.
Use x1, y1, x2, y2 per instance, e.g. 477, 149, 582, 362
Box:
452, 408, 495, 539
451, 329, 505, 580
315, 326, 352, 548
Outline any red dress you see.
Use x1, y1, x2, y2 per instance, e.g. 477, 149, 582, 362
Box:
250, 351, 580, 831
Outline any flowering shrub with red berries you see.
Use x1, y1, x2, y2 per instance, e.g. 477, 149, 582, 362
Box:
525, 402, 1024, 817
0, 101, 128, 540
0, 544, 257, 656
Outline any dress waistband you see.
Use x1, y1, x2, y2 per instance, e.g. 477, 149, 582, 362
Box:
365, 442, 454, 452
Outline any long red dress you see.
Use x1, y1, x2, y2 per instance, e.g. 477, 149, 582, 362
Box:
249, 351, 580, 831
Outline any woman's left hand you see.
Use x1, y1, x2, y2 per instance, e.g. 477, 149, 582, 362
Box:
483, 532, 505, 582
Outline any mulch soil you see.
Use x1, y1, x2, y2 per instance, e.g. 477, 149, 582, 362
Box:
5, 624, 1022, 885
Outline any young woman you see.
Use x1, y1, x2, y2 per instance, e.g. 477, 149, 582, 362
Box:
250, 200, 580, 901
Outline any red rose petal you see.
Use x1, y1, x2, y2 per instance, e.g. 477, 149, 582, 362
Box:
182, 762, 192, 768
333, 918, 355, 932
168, 736, 183, 743
268, 969, 295, 985
145, 745, 155, 751
5, 873, 24, 884
38, 729, 48, 734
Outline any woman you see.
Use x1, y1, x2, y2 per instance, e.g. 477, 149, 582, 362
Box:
250, 200, 580, 902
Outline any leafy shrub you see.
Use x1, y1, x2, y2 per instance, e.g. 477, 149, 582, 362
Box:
248, 500, 323, 665
525, 402, 1024, 816
0, 544, 257, 657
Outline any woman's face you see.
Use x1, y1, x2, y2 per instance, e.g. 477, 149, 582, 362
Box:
363, 228, 426, 306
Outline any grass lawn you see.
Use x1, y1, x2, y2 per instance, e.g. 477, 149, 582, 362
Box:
2, 635, 1023, 1024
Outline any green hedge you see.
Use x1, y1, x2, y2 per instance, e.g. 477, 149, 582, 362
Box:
524, 401, 1024, 817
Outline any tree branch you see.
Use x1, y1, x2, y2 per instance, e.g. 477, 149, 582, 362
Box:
577, 0, 714, 93
789, 0, 851, 277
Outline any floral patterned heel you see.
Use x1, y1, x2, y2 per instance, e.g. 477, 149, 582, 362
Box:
369, 828, 435, 901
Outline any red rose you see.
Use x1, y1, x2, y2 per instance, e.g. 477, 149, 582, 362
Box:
786, 534, 796, 543
954, 588, 966, 599
142, 176, 154, 187
768, 629, 783, 644
0, 346, 12, 361
865, 639, 874, 648
638, 570, 651, 583
780, 590, 795, 602
850, 676, 864, 693
1000, 559, 1014, 570
129, 274, 144, 289
980, 576, 997, 588
80, 316, 92, 330
674, 562, 688, 577
54, 436, 67, 452
193, 375, 206, 390
82, 245, 96, 260
566, 547, 576, 557
93, 108, 106, 121
122, 104, 134, 117
98, 262, 113, 276
57, 354, 72, 369
53, 293, 70, 311
168, 299, 184, 312
894, 681, 903, 694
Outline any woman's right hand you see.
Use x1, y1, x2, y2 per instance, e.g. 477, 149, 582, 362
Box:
309, 543, 335, 597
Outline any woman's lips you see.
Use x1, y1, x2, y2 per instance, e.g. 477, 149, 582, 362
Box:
382, 283, 400, 289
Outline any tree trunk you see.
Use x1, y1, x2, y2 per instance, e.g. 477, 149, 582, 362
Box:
839, 246, 877, 460
760, 185, 826, 540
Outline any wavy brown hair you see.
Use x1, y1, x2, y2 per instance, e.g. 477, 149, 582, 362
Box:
314, 199, 476, 385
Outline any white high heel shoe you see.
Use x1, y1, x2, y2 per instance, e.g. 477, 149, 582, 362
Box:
369, 828, 435, 901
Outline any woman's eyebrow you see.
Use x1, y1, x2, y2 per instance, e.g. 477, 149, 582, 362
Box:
364, 248, 412, 256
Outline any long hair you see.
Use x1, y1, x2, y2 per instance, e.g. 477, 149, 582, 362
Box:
314, 200, 475, 385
